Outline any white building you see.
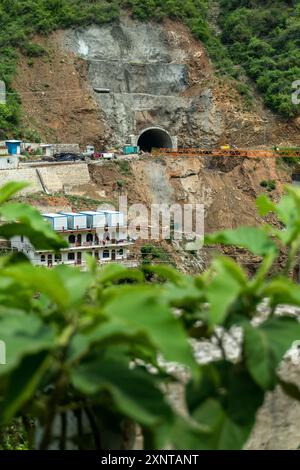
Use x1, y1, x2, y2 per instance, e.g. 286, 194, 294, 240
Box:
0, 155, 19, 170
10, 210, 135, 267
0, 144, 19, 169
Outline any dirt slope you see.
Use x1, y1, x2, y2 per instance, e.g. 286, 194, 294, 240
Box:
13, 19, 300, 149
13, 31, 108, 148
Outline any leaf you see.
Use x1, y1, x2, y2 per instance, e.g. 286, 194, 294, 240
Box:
171, 415, 211, 450
161, 276, 204, 307
256, 194, 276, 216
102, 285, 197, 376
185, 362, 264, 450
98, 263, 144, 284
250, 251, 277, 290
0, 182, 29, 205
263, 277, 300, 308
143, 264, 183, 284
0, 352, 50, 423
2, 264, 92, 310
206, 257, 246, 325
205, 226, 277, 256
55, 265, 92, 307
71, 351, 174, 432
0, 313, 56, 376
0, 203, 67, 250
2, 264, 70, 310
244, 317, 300, 390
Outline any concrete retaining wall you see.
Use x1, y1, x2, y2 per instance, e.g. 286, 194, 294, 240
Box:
0, 162, 91, 194
37, 163, 90, 193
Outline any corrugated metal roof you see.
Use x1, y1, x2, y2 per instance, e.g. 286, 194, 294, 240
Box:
79, 211, 106, 215
59, 212, 85, 217
43, 213, 67, 218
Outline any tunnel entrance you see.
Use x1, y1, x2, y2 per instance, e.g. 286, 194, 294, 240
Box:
137, 127, 173, 153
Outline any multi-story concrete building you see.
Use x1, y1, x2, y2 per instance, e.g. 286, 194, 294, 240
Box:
11, 210, 135, 268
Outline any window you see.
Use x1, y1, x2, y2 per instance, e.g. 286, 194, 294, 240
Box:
68, 252, 75, 261
103, 249, 110, 259
86, 233, 93, 243
41, 255, 46, 262
118, 249, 124, 256
68, 235, 76, 244
55, 253, 62, 263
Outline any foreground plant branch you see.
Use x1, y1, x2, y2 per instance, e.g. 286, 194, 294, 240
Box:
1, 182, 300, 449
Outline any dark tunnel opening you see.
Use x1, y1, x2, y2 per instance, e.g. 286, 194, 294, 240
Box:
137, 128, 173, 152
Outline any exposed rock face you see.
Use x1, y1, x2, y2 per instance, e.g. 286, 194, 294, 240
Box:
64, 16, 223, 147
12, 16, 300, 149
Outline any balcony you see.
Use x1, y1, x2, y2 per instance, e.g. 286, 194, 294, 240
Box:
65, 239, 133, 251
45, 258, 139, 270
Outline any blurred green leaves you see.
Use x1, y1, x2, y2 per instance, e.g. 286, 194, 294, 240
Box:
1, 183, 300, 450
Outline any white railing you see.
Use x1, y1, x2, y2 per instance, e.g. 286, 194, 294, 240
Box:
43, 258, 139, 269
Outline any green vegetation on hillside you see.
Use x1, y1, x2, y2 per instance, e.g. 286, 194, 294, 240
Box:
0, 0, 120, 138
219, 0, 300, 117
0, 0, 299, 139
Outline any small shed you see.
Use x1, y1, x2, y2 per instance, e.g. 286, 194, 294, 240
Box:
60, 212, 87, 230
43, 213, 68, 231
0, 155, 19, 170
40, 144, 54, 158
79, 211, 106, 228
123, 145, 139, 155
103, 211, 124, 227
5, 140, 21, 155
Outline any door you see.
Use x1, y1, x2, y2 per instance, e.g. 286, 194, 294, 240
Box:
111, 250, 116, 261
47, 254, 53, 267
77, 252, 82, 265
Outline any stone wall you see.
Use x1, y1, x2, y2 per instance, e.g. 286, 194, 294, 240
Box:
37, 162, 90, 193
0, 162, 91, 194
0, 167, 42, 193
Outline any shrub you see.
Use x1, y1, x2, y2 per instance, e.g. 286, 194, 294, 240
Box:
260, 179, 276, 191
2, 182, 300, 448
219, 0, 300, 117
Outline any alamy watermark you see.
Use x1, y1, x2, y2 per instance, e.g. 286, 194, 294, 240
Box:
97, 196, 205, 251
0, 340, 6, 365
292, 80, 300, 105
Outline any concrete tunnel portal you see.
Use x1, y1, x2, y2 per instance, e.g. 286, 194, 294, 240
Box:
137, 127, 173, 153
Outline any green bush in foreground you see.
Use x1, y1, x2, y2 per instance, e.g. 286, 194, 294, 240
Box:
1, 181, 300, 448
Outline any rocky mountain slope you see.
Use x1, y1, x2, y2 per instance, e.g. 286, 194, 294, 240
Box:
12, 15, 300, 149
